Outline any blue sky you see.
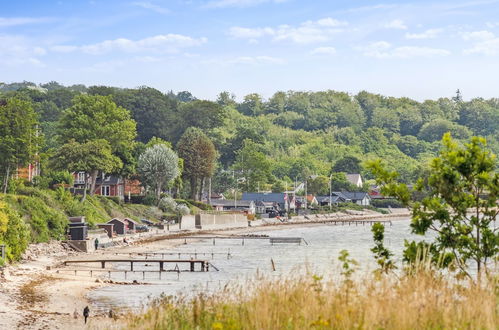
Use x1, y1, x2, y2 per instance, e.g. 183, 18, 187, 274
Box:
1, 0, 499, 100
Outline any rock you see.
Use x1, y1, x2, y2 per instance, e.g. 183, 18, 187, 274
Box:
95, 278, 102, 283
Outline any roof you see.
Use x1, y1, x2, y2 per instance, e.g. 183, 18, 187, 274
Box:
346, 174, 362, 186
123, 218, 138, 224
95, 175, 122, 185
108, 218, 125, 224
339, 192, 370, 201
242, 192, 288, 203
210, 200, 254, 207
316, 195, 342, 203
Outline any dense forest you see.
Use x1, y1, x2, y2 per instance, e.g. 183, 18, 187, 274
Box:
1, 81, 498, 196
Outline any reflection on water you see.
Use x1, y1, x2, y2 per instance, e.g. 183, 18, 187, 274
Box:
89, 219, 418, 313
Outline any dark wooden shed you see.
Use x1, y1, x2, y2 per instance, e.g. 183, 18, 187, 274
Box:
107, 218, 126, 235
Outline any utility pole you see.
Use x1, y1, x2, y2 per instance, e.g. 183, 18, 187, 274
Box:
329, 174, 333, 211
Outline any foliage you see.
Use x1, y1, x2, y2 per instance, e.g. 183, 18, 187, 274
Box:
331, 156, 362, 174
0, 97, 41, 193
371, 223, 396, 274
177, 128, 217, 200
138, 144, 180, 202
0, 200, 30, 261
367, 133, 499, 277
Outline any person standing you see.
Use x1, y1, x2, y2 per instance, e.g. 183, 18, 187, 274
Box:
94, 238, 99, 250
83, 306, 90, 324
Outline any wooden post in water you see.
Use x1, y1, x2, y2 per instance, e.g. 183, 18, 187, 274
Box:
271, 258, 276, 271
190, 261, 195, 272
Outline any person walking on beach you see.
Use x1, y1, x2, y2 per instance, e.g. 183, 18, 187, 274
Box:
83, 306, 90, 324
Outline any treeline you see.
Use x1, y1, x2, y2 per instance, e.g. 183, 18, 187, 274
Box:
1, 81, 498, 196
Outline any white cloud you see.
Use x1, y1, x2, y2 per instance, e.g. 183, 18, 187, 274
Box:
204, 0, 287, 8
228, 17, 347, 44
361, 41, 450, 58
405, 28, 443, 39
0, 17, 52, 27
463, 31, 499, 55
52, 34, 207, 55
462, 30, 495, 41
0, 34, 46, 67
310, 46, 337, 55
131, 1, 170, 14
384, 19, 407, 30
230, 55, 285, 65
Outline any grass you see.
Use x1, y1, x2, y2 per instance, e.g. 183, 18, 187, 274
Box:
127, 270, 498, 329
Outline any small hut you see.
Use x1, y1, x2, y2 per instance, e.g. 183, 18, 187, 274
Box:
124, 218, 138, 232
107, 218, 126, 235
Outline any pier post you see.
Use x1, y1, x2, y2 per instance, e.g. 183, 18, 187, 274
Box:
160, 261, 164, 272
190, 261, 195, 272
101, 261, 105, 269
130, 261, 134, 271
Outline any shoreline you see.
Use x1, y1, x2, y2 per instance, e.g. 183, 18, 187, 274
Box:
0, 209, 410, 329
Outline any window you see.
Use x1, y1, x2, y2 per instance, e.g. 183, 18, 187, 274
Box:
76, 172, 86, 184
101, 185, 110, 196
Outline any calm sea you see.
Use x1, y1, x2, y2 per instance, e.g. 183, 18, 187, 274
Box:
89, 219, 420, 313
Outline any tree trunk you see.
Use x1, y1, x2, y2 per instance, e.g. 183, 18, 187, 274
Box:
89, 170, 98, 196
190, 177, 197, 201
156, 179, 164, 205
208, 177, 212, 204
3, 164, 11, 194
199, 177, 205, 202
80, 173, 88, 202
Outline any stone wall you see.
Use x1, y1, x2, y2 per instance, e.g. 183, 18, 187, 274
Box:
195, 213, 248, 229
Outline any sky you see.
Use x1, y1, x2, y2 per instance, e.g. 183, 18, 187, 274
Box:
1, 0, 499, 101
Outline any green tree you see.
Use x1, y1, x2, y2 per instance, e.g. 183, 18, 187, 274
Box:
367, 133, 499, 277
138, 144, 180, 202
177, 128, 217, 200
0, 97, 41, 193
307, 176, 330, 195
233, 140, 273, 192
371, 223, 395, 274
332, 156, 362, 174
238, 93, 263, 116
51, 139, 122, 200
418, 119, 471, 142
57, 94, 137, 191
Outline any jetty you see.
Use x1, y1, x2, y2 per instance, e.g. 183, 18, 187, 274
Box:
63, 258, 211, 272
178, 235, 309, 245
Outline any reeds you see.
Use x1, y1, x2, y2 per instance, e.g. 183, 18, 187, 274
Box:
127, 269, 498, 329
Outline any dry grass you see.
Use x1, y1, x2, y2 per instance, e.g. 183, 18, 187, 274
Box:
127, 270, 498, 330
18, 275, 52, 308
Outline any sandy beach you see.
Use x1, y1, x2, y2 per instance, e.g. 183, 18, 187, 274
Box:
0, 210, 410, 329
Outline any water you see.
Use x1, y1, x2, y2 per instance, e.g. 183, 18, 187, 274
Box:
89, 219, 418, 313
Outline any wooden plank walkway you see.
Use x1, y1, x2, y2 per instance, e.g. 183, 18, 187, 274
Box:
179, 236, 309, 245
63, 259, 210, 272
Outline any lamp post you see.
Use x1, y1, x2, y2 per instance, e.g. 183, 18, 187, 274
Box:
329, 174, 333, 211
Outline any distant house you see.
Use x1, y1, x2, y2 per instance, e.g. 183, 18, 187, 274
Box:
316, 195, 347, 207
242, 192, 295, 211
210, 193, 225, 200
346, 174, 363, 188
124, 179, 145, 197
73, 172, 125, 199
295, 195, 318, 208
339, 192, 371, 206
255, 201, 279, 214
15, 162, 40, 182
209, 200, 255, 214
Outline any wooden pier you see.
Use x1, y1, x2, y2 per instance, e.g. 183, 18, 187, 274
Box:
63, 258, 211, 272
179, 235, 309, 245
113, 250, 233, 259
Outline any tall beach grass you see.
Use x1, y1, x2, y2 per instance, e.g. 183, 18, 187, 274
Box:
127, 268, 498, 329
